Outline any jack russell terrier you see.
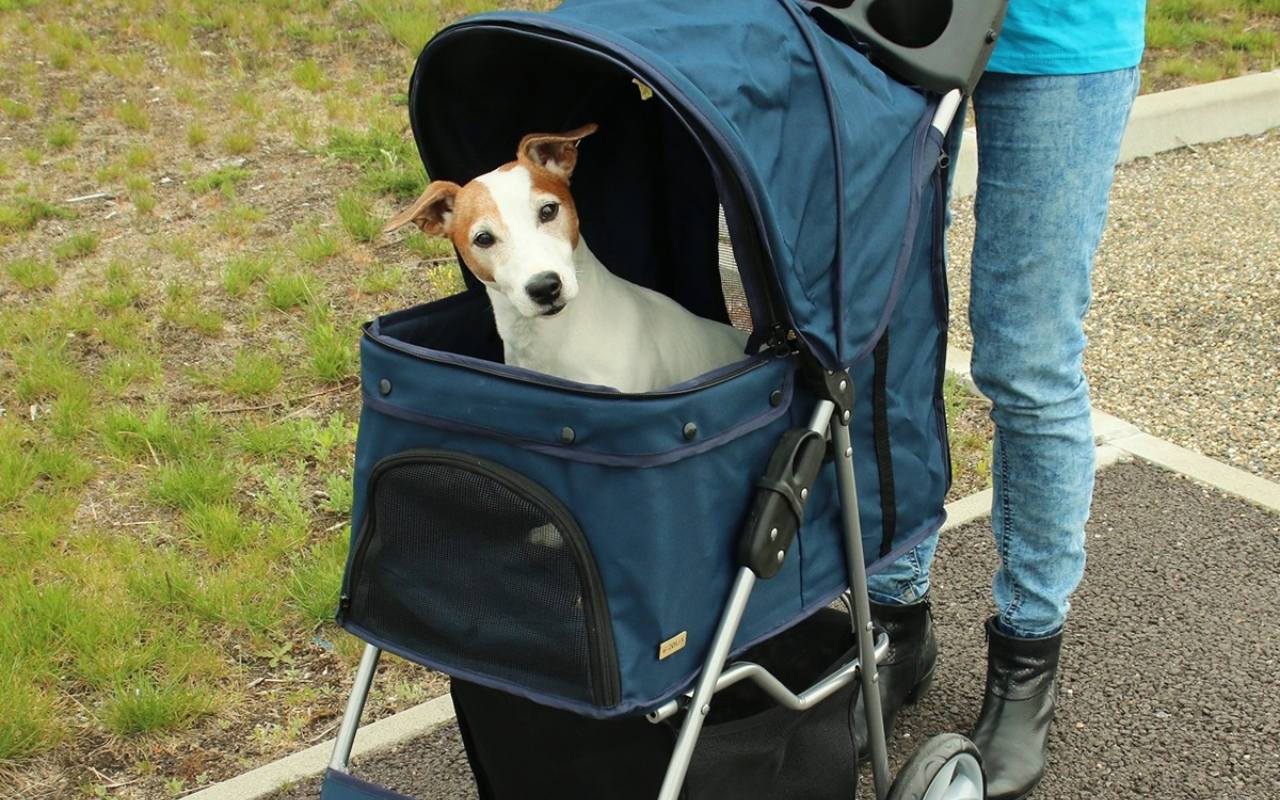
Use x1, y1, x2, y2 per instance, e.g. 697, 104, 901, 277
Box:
383, 123, 749, 393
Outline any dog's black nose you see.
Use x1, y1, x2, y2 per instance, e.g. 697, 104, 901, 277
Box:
525, 272, 562, 305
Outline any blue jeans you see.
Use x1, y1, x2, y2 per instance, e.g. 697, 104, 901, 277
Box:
867, 68, 1141, 638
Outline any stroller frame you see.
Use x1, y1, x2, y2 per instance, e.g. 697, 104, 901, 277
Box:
326, 106, 964, 782
323, 0, 1006, 795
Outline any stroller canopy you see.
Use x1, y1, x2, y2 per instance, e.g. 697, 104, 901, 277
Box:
409, 0, 937, 371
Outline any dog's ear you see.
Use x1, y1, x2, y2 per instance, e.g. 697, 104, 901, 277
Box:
518, 123, 599, 180
383, 181, 462, 236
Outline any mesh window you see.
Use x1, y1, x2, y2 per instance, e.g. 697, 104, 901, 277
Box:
346, 453, 615, 706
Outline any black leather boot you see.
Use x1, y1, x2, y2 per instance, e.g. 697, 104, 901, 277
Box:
854, 595, 937, 762
970, 617, 1063, 800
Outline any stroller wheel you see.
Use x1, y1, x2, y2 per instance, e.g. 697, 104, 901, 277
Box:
887, 733, 985, 800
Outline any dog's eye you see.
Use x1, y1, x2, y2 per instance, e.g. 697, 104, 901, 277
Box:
473, 231, 496, 248
538, 202, 559, 223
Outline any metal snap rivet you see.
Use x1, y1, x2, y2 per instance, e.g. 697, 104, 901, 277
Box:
776, 550, 785, 563
559, 426, 575, 445
769, 389, 783, 407
378, 378, 392, 396
842, 410, 851, 423
844, 447, 853, 458
769, 527, 778, 542
682, 422, 698, 441
800, 487, 808, 501
838, 379, 847, 392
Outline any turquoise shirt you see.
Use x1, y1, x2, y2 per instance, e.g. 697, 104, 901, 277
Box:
987, 1, 1148, 75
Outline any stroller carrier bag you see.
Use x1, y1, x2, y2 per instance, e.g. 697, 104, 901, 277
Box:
336, 0, 953, 721
452, 607, 860, 800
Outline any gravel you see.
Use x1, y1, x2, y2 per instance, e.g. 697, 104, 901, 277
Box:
270, 461, 1280, 799
944, 131, 1280, 482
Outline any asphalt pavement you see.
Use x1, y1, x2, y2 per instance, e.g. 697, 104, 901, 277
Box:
270, 460, 1280, 799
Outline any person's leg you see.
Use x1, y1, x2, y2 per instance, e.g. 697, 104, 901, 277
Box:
967, 66, 1139, 800
969, 67, 1137, 636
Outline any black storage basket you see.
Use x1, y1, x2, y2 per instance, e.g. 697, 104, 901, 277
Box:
451, 607, 860, 800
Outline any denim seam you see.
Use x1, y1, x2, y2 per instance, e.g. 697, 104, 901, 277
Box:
995, 429, 1024, 626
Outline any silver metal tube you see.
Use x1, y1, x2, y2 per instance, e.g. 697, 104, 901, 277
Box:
806, 398, 836, 435
656, 567, 757, 800
328, 644, 381, 773
647, 631, 889, 723
832, 421, 892, 800
931, 88, 964, 135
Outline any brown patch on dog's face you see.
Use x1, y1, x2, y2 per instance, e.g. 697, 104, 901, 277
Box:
383, 124, 597, 313
446, 180, 502, 283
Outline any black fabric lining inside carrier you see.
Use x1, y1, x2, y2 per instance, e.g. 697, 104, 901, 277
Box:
339, 450, 620, 707
409, 24, 787, 348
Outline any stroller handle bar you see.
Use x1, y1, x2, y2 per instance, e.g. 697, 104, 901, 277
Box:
802, 0, 1009, 96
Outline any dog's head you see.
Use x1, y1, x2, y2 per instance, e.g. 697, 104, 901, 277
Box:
385, 123, 598, 318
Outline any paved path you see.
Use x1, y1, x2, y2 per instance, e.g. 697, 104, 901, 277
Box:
945, 131, 1280, 483
270, 460, 1280, 799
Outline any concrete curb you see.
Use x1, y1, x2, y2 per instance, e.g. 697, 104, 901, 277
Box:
951, 70, 1280, 198
184, 694, 455, 800
944, 346, 1280, 514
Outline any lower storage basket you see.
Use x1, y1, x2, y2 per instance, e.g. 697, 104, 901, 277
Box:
451, 607, 860, 800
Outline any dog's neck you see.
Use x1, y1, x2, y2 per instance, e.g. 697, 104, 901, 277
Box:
486, 238, 607, 373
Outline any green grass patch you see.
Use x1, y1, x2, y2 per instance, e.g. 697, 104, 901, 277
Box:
222, 127, 258, 155
291, 224, 340, 263
100, 405, 220, 464
337, 192, 383, 242
265, 271, 315, 310
115, 100, 151, 132
303, 306, 358, 382
187, 122, 209, 149
286, 532, 347, 626
357, 264, 404, 294
99, 676, 216, 736
148, 457, 238, 511
291, 58, 331, 92
0, 674, 63, 761
162, 282, 225, 336
222, 254, 272, 296
1144, 0, 1280, 89
1, 96, 34, 120
405, 230, 455, 259
5, 257, 58, 290
0, 195, 75, 232
45, 120, 78, 150
101, 352, 162, 395
183, 502, 252, 558
218, 351, 284, 399
190, 166, 250, 197
53, 230, 99, 260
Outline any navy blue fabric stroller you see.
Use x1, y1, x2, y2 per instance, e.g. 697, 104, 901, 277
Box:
322, 1, 1006, 797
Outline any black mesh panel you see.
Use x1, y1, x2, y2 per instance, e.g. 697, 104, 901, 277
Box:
346, 454, 610, 705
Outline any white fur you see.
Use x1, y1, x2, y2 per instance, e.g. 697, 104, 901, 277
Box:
475, 166, 749, 393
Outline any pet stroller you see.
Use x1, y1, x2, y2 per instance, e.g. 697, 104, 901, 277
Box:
322, 1, 1006, 797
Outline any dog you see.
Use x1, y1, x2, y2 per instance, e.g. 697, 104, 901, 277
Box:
383, 123, 749, 393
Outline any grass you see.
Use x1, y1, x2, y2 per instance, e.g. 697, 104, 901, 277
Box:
190, 165, 251, 196
337, 192, 383, 242
1143, 0, 1280, 90
222, 254, 272, 296
52, 230, 97, 260
0, 195, 74, 232
99, 677, 217, 736
265, 271, 315, 310
218, 351, 284, 399
5, 257, 57, 290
